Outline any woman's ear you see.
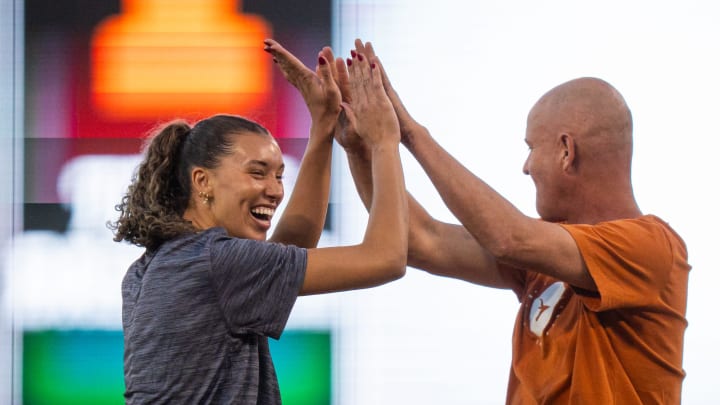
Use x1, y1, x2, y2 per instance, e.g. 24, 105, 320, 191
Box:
191, 167, 211, 194
560, 133, 576, 172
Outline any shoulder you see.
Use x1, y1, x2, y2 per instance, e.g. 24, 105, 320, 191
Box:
561, 215, 686, 273
158, 227, 260, 252
562, 215, 684, 249
150, 228, 226, 260
641, 215, 688, 257
195, 228, 307, 268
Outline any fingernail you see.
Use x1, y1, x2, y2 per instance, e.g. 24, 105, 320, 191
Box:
358, 54, 364, 61
371, 63, 376, 69
350, 50, 357, 58
346, 58, 352, 66
319, 56, 327, 65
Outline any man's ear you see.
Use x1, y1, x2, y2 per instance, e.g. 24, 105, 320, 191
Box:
560, 133, 576, 172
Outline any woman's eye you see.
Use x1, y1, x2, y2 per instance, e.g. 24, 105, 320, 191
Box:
276, 175, 284, 181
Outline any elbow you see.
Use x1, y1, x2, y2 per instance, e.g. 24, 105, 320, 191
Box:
389, 234, 409, 280
363, 224, 408, 284
381, 264, 406, 284
489, 241, 512, 263
488, 226, 540, 270
371, 248, 407, 284
388, 254, 407, 281
486, 232, 523, 265
485, 217, 541, 264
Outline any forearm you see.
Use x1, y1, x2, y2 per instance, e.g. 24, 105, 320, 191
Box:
345, 144, 465, 271
403, 130, 531, 260
299, 141, 406, 296
346, 145, 429, 262
362, 144, 408, 268
270, 129, 333, 247
344, 147, 373, 210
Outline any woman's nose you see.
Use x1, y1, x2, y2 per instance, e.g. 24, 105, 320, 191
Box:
265, 178, 284, 201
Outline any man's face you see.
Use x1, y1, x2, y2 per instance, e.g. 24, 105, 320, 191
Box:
523, 108, 567, 222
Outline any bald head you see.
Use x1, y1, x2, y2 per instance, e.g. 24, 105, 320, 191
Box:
529, 77, 633, 165
523, 78, 641, 223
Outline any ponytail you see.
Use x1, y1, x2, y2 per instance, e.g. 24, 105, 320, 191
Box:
110, 121, 196, 250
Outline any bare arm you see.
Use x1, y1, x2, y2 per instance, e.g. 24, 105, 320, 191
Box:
350, 39, 593, 291
330, 41, 512, 289
404, 128, 593, 290
263, 40, 339, 248
301, 53, 408, 295
341, 123, 511, 288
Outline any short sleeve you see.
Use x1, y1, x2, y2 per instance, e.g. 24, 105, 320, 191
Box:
560, 217, 676, 311
206, 230, 307, 339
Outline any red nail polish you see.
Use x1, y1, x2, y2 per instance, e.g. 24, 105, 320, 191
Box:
358, 54, 364, 61
319, 56, 326, 65
371, 63, 376, 69
346, 58, 352, 66
350, 50, 357, 58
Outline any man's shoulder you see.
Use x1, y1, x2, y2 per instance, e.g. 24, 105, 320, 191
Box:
561, 214, 676, 240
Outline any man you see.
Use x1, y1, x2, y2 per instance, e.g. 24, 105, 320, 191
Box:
335, 40, 690, 404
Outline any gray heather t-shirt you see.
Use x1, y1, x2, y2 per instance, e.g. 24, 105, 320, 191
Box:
122, 227, 307, 404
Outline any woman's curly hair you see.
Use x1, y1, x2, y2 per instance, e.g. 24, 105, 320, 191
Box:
109, 114, 270, 250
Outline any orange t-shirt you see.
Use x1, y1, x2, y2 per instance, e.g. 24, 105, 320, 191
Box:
506, 215, 689, 404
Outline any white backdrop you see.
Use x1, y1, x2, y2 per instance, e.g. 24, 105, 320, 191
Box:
328, 1, 720, 403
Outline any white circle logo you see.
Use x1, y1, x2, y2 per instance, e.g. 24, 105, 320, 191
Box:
529, 281, 566, 337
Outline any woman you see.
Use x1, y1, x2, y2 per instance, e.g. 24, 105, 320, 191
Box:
110, 40, 407, 404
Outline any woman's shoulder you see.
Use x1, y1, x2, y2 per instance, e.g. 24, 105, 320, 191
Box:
160, 227, 306, 261
151, 228, 230, 260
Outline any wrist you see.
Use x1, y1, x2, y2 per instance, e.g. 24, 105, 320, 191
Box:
369, 139, 400, 155
309, 121, 336, 142
344, 143, 371, 161
311, 107, 341, 126
401, 123, 428, 150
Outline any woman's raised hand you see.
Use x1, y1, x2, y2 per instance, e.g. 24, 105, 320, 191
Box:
352, 39, 424, 145
263, 39, 342, 134
331, 59, 365, 152
342, 51, 400, 147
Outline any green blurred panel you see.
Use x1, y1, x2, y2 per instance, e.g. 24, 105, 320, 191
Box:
270, 330, 332, 405
22, 330, 125, 405
23, 329, 331, 405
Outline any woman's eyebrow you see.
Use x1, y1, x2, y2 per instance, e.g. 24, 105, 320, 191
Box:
247, 160, 269, 167
246, 160, 285, 171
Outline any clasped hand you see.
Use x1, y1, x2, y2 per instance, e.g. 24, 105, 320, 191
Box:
341, 52, 400, 147
264, 38, 400, 147
263, 39, 342, 135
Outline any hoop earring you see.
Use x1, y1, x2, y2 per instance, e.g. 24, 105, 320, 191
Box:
199, 191, 212, 204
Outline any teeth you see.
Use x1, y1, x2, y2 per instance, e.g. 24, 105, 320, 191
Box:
251, 207, 275, 218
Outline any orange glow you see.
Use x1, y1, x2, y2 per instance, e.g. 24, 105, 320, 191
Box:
91, 0, 272, 119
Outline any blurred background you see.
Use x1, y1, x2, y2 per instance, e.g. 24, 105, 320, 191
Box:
1, 0, 718, 404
